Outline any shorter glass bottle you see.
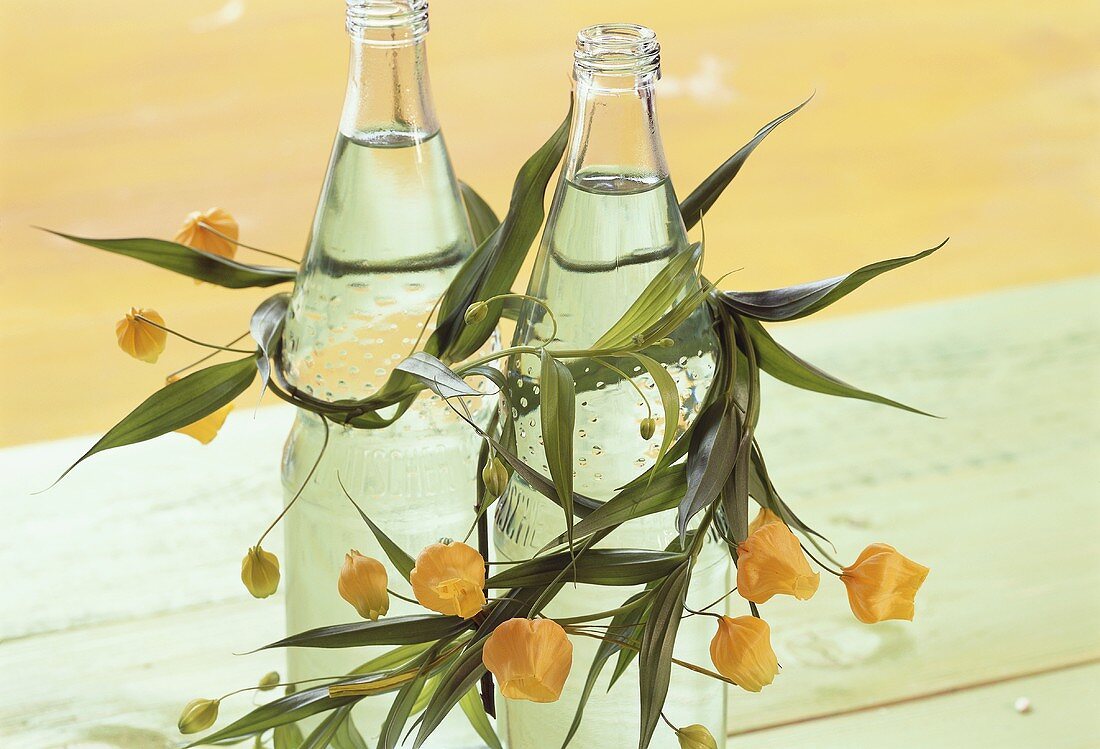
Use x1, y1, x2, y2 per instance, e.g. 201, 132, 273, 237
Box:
493, 24, 728, 749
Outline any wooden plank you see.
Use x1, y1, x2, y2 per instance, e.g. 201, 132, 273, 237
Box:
744, 662, 1100, 749
2, 0, 1098, 446
728, 276, 1100, 732
0, 278, 1097, 746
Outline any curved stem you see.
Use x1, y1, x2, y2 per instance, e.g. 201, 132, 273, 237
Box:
482, 293, 559, 345
594, 356, 653, 420
801, 542, 843, 577
197, 221, 300, 265
388, 588, 420, 605
165, 331, 250, 379
256, 416, 329, 546
134, 316, 255, 354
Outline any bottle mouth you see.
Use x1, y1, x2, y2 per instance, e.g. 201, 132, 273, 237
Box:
574, 23, 661, 78
346, 0, 429, 43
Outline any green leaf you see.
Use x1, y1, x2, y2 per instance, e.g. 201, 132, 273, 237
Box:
540, 348, 577, 549
188, 684, 359, 746
378, 669, 431, 749
396, 352, 482, 399
301, 706, 350, 749
350, 641, 438, 677
263, 614, 468, 651
679, 96, 811, 231
487, 549, 684, 589
43, 230, 297, 287
459, 686, 504, 749
593, 244, 702, 350
250, 292, 290, 398
54, 356, 257, 485
413, 641, 488, 748
459, 182, 500, 247
741, 317, 933, 415
339, 482, 416, 582
433, 104, 572, 361
637, 562, 691, 749
720, 239, 948, 321
677, 399, 737, 540
331, 714, 369, 749
274, 722, 305, 749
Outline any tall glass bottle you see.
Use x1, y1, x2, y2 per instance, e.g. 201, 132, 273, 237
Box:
494, 24, 727, 749
280, 2, 485, 745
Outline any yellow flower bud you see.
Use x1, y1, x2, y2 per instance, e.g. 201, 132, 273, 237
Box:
338, 550, 390, 620
482, 456, 510, 498
639, 416, 657, 441
241, 545, 280, 599
410, 541, 486, 619
747, 507, 784, 537
174, 208, 239, 259
116, 307, 167, 363
178, 697, 219, 734
736, 522, 819, 604
656, 337, 675, 348
482, 618, 573, 703
709, 615, 778, 693
676, 724, 719, 749
841, 543, 929, 624
464, 301, 489, 325
257, 671, 280, 691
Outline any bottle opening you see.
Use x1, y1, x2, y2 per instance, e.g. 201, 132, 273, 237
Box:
574, 23, 660, 77
346, 0, 429, 44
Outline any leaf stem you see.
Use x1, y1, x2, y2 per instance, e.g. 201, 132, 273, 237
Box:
197, 221, 300, 265
134, 315, 255, 354
165, 331, 250, 379
256, 416, 329, 546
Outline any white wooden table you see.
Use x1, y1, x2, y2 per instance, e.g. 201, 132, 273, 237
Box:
2, 278, 1098, 748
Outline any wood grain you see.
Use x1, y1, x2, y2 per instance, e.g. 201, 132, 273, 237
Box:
1, 0, 1097, 445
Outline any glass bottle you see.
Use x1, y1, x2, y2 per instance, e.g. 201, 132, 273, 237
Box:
280, 2, 487, 745
493, 24, 728, 749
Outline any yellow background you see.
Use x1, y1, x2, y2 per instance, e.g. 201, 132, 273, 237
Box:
1, 0, 1097, 446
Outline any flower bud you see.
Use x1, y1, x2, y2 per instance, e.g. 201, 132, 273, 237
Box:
338, 550, 390, 620
464, 301, 489, 325
116, 307, 167, 363
410, 541, 486, 619
676, 724, 719, 749
639, 417, 657, 441
241, 545, 280, 599
841, 543, 929, 624
178, 697, 219, 734
709, 616, 779, 693
656, 337, 675, 348
736, 522, 819, 604
747, 507, 783, 537
174, 208, 239, 259
482, 456, 510, 498
482, 618, 573, 703
257, 671, 280, 691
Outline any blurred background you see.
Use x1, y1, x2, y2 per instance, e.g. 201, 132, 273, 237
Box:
2, 0, 1096, 445
1, 2, 1098, 748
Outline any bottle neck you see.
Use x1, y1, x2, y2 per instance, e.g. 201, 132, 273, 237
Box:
340, 2, 438, 144
564, 24, 669, 189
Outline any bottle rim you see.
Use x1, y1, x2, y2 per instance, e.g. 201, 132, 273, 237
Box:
346, 0, 429, 43
574, 23, 661, 77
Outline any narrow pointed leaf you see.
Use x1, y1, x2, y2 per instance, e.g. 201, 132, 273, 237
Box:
250, 292, 290, 398
187, 684, 358, 746
413, 642, 488, 748
263, 614, 468, 651
540, 349, 577, 547
638, 563, 691, 749
55, 356, 257, 484
677, 399, 737, 540
44, 230, 297, 287
341, 487, 416, 582
301, 706, 350, 749
629, 353, 682, 466
487, 549, 684, 589
332, 714, 369, 749
742, 318, 932, 415
396, 352, 481, 399
679, 96, 811, 230
459, 182, 500, 248
721, 239, 947, 321
459, 687, 504, 749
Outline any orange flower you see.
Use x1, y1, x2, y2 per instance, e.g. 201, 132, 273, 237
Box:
482, 618, 573, 703
410, 541, 486, 619
676, 724, 719, 749
841, 543, 929, 624
736, 522, 820, 604
241, 545, 280, 599
709, 615, 778, 693
116, 307, 167, 363
747, 507, 784, 537
174, 208, 239, 259
338, 550, 390, 620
